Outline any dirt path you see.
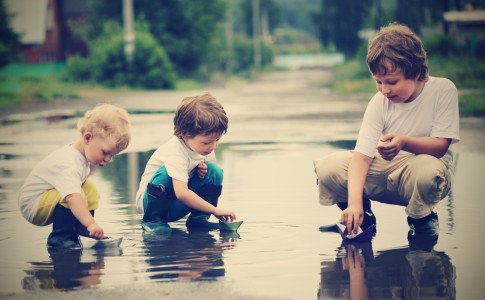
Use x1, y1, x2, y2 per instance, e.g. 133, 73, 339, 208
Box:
1, 68, 483, 152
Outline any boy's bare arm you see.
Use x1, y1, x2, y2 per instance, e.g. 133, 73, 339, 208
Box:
341, 152, 373, 234
65, 193, 104, 239
172, 179, 236, 221
378, 133, 451, 161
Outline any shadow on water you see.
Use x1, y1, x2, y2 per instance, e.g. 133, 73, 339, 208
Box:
319, 241, 456, 299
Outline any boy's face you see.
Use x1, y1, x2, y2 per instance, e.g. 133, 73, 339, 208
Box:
182, 133, 221, 156
83, 133, 120, 167
372, 64, 423, 104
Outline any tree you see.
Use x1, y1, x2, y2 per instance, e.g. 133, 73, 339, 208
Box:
0, 0, 20, 67
87, 0, 227, 77
395, 0, 425, 34
316, 0, 371, 58
239, 0, 281, 37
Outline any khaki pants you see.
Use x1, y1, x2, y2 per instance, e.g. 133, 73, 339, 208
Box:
313, 151, 453, 219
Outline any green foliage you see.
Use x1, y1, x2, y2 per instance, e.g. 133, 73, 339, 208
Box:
272, 27, 322, 54
316, 0, 372, 58
19, 76, 78, 102
333, 58, 374, 94
0, 0, 20, 67
87, 0, 227, 77
423, 34, 464, 57
428, 57, 485, 89
332, 53, 485, 117
232, 35, 274, 73
65, 22, 176, 89
239, 0, 281, 37
460, 92, 485, 117
0, 63, 78, 108
272, 0, 320, 35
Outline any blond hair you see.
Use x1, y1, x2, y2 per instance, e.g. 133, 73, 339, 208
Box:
77, 103, 131, 151
367, 23, 428, 81
173, 92, 228, 138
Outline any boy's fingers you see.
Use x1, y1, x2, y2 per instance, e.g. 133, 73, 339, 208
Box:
346, 216, 354, 234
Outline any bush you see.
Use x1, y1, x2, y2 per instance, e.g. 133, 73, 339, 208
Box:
65, 22, 176, 89
422, 34, 464, 57
428, 56, 485, 89
232, 35, 274, 73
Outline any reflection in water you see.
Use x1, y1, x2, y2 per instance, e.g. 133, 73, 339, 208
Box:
22, 247, 121, 291
319, 241, 456, 299
142, 228, 238, 282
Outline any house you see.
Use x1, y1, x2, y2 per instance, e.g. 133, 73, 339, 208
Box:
444, 9, 485, 56
5, 0, 89, 63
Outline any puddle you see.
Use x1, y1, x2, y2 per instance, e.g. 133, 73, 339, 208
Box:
1, 112, 484, 299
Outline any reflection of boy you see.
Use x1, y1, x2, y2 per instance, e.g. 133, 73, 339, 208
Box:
18, 104, 131, 249
314, 23, 459, 243
136, 92, 236, 233
318, 243, 456, 299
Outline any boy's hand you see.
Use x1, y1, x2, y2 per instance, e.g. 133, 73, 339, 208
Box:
340, 205, 363, 235
214, 208, 236, 222
197, 162, 208, 179
377, 133, 406, 161
87, 222, 104, 240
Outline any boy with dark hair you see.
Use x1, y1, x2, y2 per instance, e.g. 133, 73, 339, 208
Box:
136, 92, 236, 233
314, 23, 459, 246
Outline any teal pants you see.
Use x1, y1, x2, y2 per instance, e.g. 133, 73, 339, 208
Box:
143, 162, 223, 222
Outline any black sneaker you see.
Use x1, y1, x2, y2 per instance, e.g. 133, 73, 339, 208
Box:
362, 210, 377, 235
407, 212, 439, 251
407, 212, 439, 239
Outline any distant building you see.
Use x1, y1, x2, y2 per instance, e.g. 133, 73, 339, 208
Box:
444, 9, 485, 56
5, 0, 89, 63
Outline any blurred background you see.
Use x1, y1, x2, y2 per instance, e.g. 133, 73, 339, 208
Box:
0, 0, 484, 116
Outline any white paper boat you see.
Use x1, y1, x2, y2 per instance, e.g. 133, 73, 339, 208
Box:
79, 236, 123, 249
336, 223, 375, 242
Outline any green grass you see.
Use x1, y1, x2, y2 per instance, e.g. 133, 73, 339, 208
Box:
460, 92, 485, 116
333, 59, 374, 94
332, 55, 485, 116
0, 63, 79, 108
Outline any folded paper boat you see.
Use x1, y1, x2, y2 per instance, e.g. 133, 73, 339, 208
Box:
219, 220, 243, 232
79, 236, 123, 249
336, 223, 375, 242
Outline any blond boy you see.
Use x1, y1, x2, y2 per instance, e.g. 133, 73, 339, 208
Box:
19, 104, 131, 249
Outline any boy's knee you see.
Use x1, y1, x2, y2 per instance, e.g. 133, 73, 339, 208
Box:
150, 166, 173, 187
314, 151, 350, 182
205, 162, 223, 185
410, 156, 449, 200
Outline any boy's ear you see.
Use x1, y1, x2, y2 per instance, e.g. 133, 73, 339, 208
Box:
83, 132, 93, 143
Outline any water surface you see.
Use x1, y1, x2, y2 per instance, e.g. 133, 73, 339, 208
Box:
1, 69, 484, 298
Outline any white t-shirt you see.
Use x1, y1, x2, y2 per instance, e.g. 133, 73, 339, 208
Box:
135, 135, 216, 213
18, 144, 91, 223
355, 76, 460, 161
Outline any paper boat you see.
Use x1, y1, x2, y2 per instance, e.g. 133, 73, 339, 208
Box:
219, 220, 243, 232
336, 223, 375, 242
79, 236, 123, 249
